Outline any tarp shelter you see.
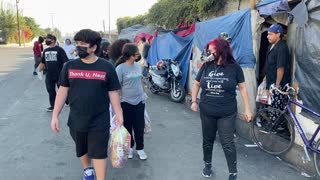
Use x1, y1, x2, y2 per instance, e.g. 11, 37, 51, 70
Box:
194, 8, 255, 68
147, 8, 257, 87
257, 0, 320, 115
147, 32, 193, 87
119, 24, 155, 42
134, 32, 154, 43
290, 0, 320, 114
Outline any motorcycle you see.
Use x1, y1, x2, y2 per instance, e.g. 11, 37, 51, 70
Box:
143, 59, 186, 103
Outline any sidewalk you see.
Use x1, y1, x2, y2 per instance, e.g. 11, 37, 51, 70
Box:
0, 48, 311, 179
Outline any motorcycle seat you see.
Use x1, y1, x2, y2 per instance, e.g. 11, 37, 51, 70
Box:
152, 69, 168, 77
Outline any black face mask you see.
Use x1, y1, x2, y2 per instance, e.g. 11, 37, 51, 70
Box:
135, 54, 141, 62
76, 46, 90, 59
45, 40, 51, 45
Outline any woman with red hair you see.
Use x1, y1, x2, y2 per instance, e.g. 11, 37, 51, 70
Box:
191, 38, 252, 179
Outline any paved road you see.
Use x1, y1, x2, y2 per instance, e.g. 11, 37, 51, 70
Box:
0, 47, 311, 180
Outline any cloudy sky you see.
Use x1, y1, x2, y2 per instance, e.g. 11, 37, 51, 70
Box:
3, 0, 157, 35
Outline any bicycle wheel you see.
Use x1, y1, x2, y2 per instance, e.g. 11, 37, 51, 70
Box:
313, 139, 320, 178
251, 107, 295, 155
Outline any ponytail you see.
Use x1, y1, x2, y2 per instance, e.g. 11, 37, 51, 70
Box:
115, 56, 126, 67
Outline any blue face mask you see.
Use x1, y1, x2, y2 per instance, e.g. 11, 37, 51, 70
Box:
76, 46, 89, 59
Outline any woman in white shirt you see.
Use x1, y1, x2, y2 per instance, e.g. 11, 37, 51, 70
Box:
63, 39, 76, 60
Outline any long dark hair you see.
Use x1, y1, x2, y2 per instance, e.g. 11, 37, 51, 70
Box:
115, 43, 139, 67
98, 41, 110, 59
206, 37, 236, 66
109, 39, 131, 61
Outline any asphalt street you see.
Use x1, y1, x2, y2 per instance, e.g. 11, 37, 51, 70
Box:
0, 47, 310, 180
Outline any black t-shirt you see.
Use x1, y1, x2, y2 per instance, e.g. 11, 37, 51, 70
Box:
60, 58, 121, 132
41, 46, 68, 76
266, 39, 291, 88
195, 62, 245, 117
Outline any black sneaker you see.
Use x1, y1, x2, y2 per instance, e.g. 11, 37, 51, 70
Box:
46, 107, 54, 112
228, 173, 237, 180
33, 71, 37, 75
202, 162, 212, 178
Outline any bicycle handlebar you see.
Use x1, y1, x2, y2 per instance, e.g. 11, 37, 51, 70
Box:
269, 84, 296, 96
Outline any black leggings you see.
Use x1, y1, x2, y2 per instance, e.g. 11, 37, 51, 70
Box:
121, 101, 145, 150
200, 112, 237, 173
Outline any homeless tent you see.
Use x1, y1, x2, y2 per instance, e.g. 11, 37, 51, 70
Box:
119, 24, 155, 42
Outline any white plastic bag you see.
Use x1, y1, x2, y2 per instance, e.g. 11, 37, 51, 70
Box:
144, 109, 151, 134
37, 71, 43, 80
256, 81, 271, 105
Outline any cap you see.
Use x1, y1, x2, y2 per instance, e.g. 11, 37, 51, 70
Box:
268, 24, 283, 34
219, 32, 232, 41
46, 34, 57, 41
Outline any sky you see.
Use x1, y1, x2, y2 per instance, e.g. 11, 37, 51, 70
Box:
3, 0, 157, 35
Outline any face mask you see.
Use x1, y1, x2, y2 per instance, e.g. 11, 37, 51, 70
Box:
76, 46, 90, 59
135, 54, 141, 62
45, 40, 51, 45
206, 54, 215, 62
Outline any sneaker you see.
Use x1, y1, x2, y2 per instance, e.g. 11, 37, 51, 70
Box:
84, 167, 95, 180
128, 148, 134, 159
33, 71, 37, 75
46, 107, 54, 112
202, 162, 212, 178
228, 173, 237, 180
137, 149, 147, 160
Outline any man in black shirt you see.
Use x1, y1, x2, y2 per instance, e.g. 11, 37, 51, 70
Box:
266, 24, 290, 89
266, 24, 291, 111
38, 34, 68, 112
50, 29, 123, 180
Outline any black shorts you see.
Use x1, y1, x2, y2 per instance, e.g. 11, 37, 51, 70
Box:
69, 128, 110, 159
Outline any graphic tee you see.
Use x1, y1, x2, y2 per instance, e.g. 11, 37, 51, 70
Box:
41, 46, 68, 76
60, 58, 121, 132
195, 62, 245, 116
116, 62, 145, 105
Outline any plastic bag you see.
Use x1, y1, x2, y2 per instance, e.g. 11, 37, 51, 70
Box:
144, 109, 151, 134
109, 126, 131, 168
109, 104, 116, 132
37, 71, 43, 80
256, 81, 271, 105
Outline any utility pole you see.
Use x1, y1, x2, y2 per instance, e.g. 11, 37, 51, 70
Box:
103, 20, 106, 36
15, 0, 21, 46
50, 13, 55, 30
108, 0, 111, 41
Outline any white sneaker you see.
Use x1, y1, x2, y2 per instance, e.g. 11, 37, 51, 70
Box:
128, 148, 134, 159
137, 149, 147, 160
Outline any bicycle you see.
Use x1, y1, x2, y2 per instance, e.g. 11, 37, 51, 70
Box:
251, 84, 320, 177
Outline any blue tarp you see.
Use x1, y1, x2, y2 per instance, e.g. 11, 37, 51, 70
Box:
147, 32, 193, 87
194, 8, 255, 68
256, 0, 290, 15
256, 0, 281, 7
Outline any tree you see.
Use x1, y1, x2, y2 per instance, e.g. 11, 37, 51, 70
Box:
116, 14, 147, 33
43, 27, 62, 41
0, 7, 17, 43
114, 0, 225, 30
23, 16, 41, 39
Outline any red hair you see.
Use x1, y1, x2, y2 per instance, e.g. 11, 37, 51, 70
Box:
206, 38, 236, 66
